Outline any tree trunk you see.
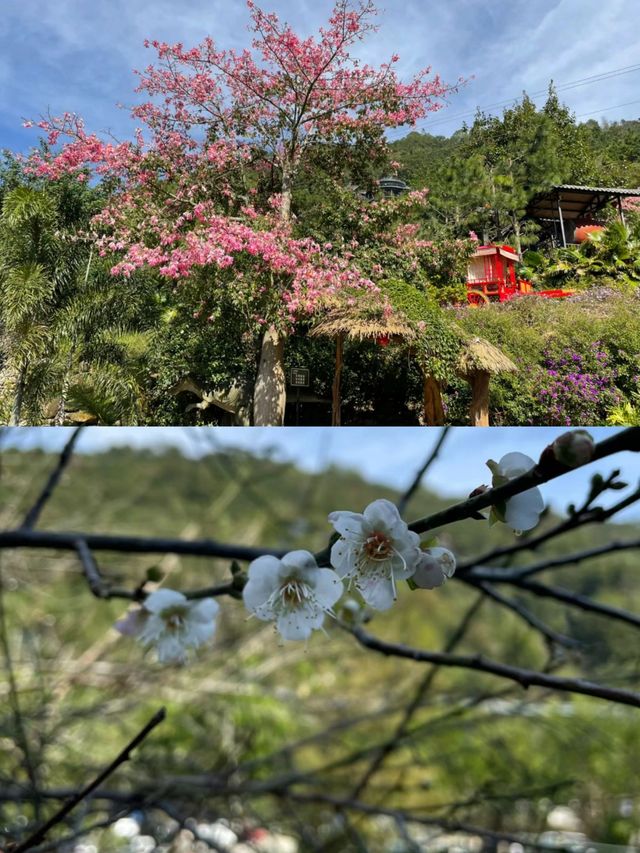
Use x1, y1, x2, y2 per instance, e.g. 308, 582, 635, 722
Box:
9, 362, 27, 426
253, 326, 287, 426
469, 371, 491, 426
55, 350, 74, 426
423, 375, 445, 426
512, 214, 522, 257
332, 334, 343, 427
280, 157, 293, 223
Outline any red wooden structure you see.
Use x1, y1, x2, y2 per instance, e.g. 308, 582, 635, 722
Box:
466, 244, 574, 305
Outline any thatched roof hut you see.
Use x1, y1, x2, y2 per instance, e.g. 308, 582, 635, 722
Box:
310, 301, 415, 425
457, 336, 518, 426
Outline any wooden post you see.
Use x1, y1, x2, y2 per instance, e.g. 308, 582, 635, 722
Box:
423, 375, 445, 426
332, 333, 343, 427
469, 371, 491, 427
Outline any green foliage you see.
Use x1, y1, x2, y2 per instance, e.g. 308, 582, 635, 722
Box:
455, 291, 640, 425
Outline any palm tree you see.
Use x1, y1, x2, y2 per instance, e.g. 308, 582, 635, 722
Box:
0, 183, 159, 424
0, 187, 64, 424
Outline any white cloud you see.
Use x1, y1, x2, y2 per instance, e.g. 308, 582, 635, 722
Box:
2, 0, 639, 151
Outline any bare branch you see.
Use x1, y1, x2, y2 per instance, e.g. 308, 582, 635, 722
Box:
397, 427, 449, 516
347, 624, 640, 709
21, 428, 84, 530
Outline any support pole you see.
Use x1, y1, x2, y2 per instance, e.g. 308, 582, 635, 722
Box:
618, 196, 626, 227
557, 194, 567, 248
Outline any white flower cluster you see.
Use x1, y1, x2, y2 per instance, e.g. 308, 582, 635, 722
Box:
115, 459, 545, 663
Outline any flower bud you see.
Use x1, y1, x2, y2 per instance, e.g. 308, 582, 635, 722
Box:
552, 430, 595, 469
412, 547, 456, 589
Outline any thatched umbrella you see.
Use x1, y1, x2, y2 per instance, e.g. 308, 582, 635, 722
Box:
310, 303, 415, 426
457, 336, 517, 427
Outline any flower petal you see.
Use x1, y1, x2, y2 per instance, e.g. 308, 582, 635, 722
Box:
412, 559, 446, 589
504, 487, 544, 531
357, 575, 396, 611
498, 452, 536, 479
155, 635, 187, 664
114, 609, 148, 637
429, 547, 457, 578
184, 618, 216, 647
277, 610, 317, 641
144, 588, 186, 613
189, 598, 220, 623
363, 499, 405, 536
312, 569, 344, 608
328, 510, 365, 540
281, 550, 318, 579
243, 555, 282, 617
330, 539, 356, 578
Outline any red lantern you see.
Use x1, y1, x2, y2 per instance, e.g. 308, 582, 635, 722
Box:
377, 334, 390, 347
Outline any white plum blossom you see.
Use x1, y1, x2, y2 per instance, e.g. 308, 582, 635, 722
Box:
328, 499, 421, 610
115, 588, 219, 664
243, 550, 343, 641
486, 452, 545, 532
412, 547, 457, 589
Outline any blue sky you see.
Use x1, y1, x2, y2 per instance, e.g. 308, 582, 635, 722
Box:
1, 0, 640, 154
3, 426, 640, 523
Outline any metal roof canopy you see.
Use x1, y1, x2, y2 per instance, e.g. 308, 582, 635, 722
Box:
527, 184, 640, 222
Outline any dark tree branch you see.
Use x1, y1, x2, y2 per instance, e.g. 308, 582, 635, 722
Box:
21, 428, 84, 530
501, 538, 640, 580
468, 580, 581, 649
279, 790, 571, 852
408, 428, 639, 536
397, 427, 449, 516
458, 482, 640, 573
10, 708, 166, 853
0, 528, 286, 562
499, 576, 640, 630
347, 624, 640, 709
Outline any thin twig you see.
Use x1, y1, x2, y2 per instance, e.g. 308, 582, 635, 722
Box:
469, 580, 581, 649
10, 708, 166, 853
0, 561, 42, 822
397, 427, 449, 516
21, 429, 84, 530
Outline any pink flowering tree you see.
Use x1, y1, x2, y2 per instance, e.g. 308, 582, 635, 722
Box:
26, 0, 457, 424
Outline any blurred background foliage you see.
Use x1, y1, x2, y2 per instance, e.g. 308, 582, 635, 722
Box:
1, 440, 639, 850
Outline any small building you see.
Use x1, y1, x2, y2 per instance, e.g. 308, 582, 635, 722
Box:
378, 176, 409, 197
526, 184, 640, 247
